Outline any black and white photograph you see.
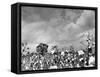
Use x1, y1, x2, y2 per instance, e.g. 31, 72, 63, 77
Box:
21, 5, 96, 71
0, 0, 99, 76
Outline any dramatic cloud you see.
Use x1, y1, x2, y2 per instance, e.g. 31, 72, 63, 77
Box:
21, 7, 95, 49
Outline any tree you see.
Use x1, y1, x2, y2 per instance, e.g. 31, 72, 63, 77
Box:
80, 32, 95, 66
36, 43, 48, 56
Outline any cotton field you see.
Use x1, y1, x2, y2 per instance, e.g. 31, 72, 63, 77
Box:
21, 42, 95, 71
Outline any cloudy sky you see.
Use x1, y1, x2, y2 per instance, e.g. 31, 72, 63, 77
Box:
21, 6, 95, 49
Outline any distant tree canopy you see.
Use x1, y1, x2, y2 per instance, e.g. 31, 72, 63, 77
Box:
36, 43, 48, 56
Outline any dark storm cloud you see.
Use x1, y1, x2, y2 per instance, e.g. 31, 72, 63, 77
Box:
21, 7, 95, 48
22, 6, 61, 23
22, 7, 83, 23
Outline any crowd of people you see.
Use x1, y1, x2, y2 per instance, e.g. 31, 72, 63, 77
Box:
21, 42, 95, 71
